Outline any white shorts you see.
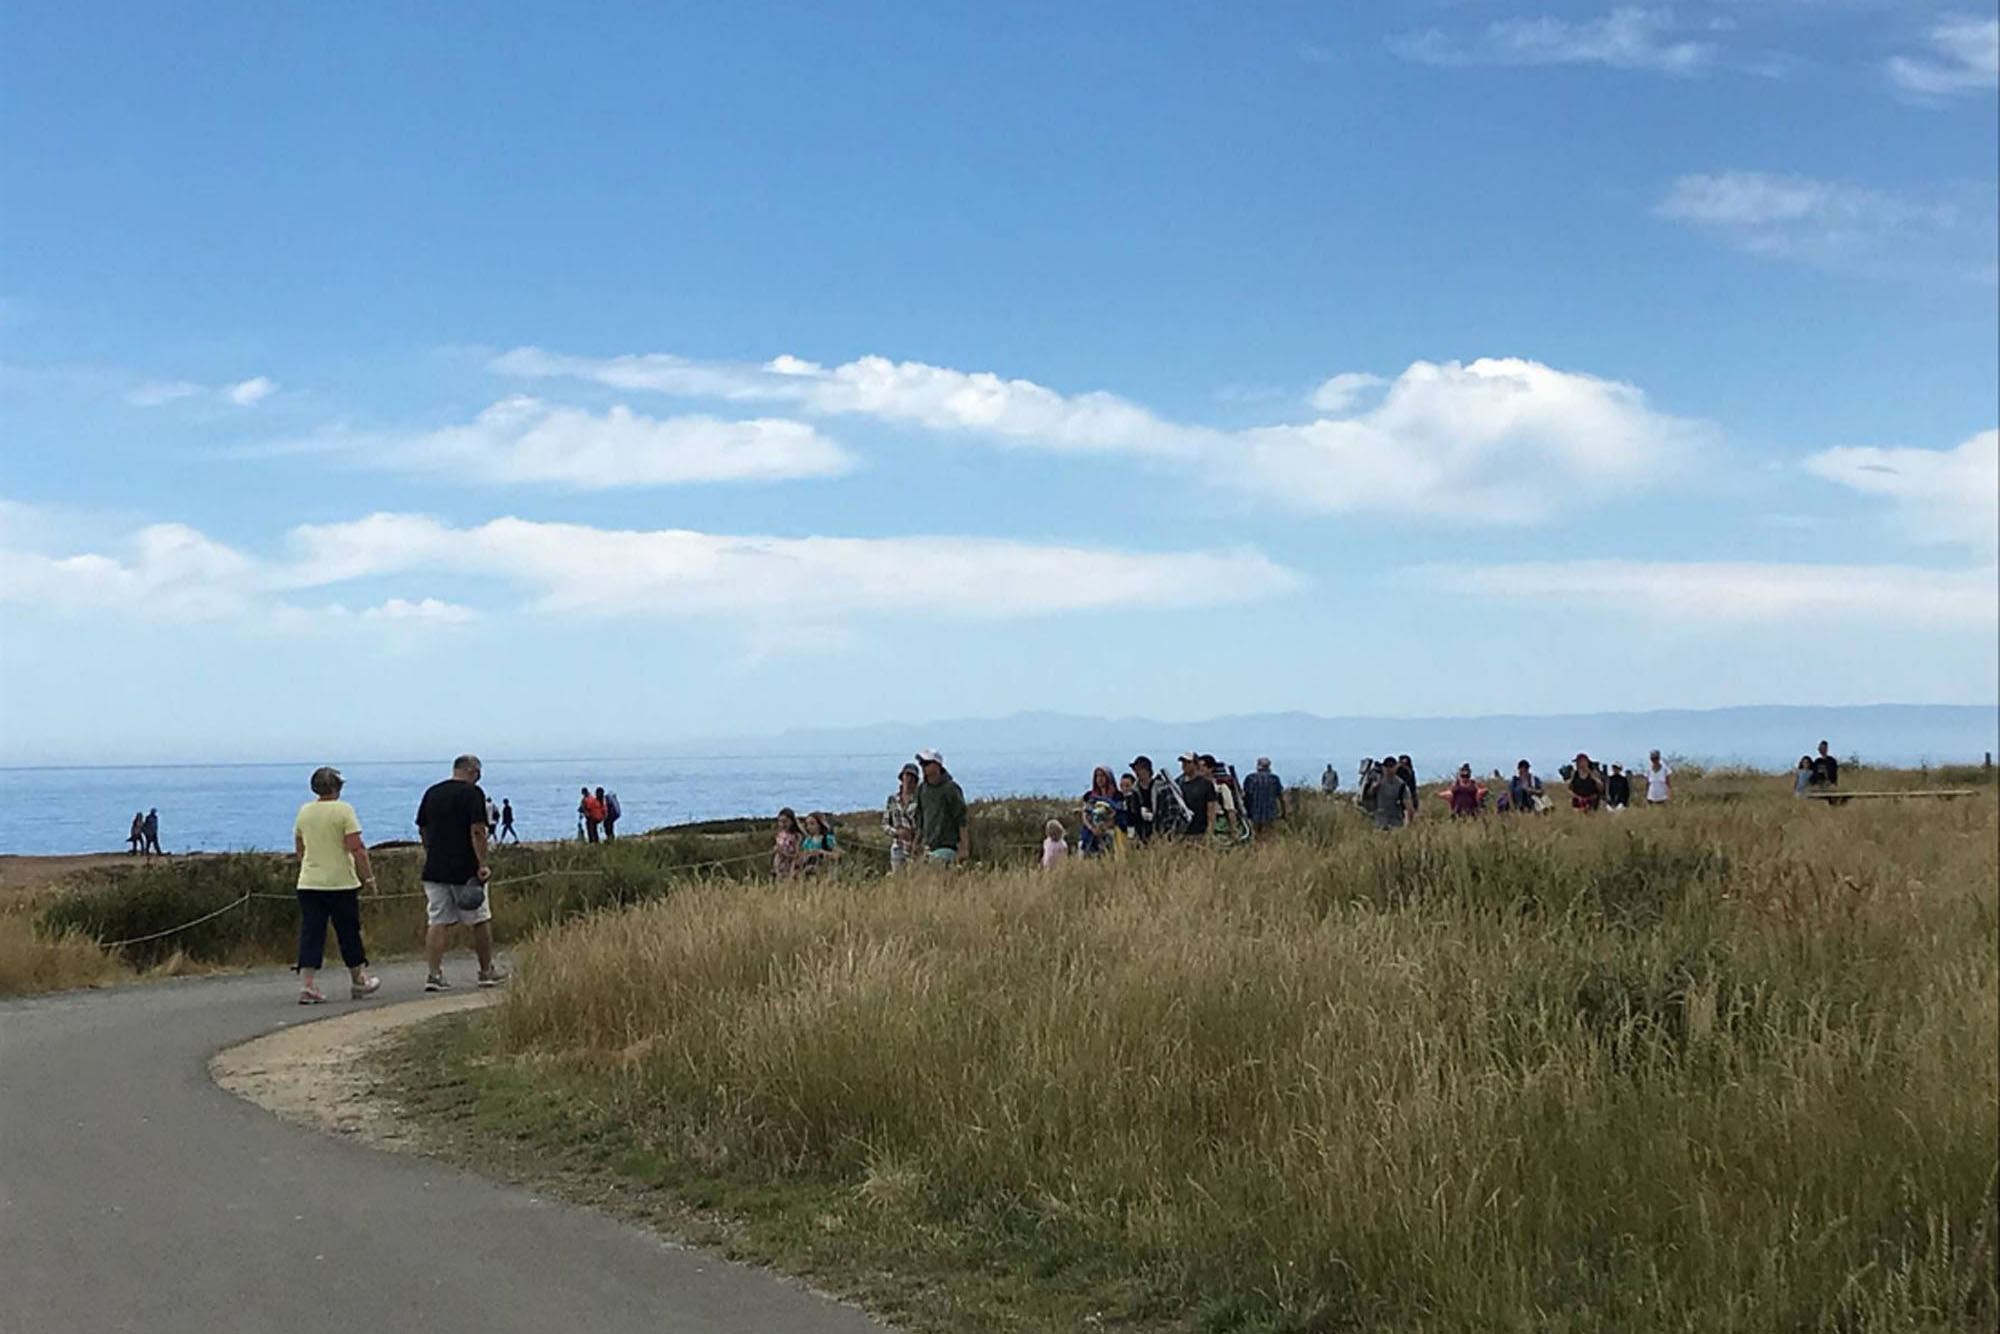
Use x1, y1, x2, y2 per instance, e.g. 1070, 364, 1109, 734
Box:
423, 880, 493, 927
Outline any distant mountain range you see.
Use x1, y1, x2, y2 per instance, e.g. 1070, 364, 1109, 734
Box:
688, 704, 2000, 773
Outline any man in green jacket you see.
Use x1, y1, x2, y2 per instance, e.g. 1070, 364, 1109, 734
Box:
913, 749, 969, 865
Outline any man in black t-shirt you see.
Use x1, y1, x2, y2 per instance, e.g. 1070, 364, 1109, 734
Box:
415, 753, 504, 991
1809, 740, 1840, 788
1177, 752, 1217, 839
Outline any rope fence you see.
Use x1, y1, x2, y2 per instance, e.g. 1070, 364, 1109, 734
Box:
89, 846, 783, 953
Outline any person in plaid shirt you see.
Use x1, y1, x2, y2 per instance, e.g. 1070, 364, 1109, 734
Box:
882, 762, 921, 870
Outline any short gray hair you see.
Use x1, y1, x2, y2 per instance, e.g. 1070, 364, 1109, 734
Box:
452, 753, 482, 776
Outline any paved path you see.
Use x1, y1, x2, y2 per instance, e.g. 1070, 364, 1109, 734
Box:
1, 963, 884, 1333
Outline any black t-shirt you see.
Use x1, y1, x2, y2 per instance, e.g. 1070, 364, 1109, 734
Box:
1570, 773, 1603, 803
1810, 754, 1839, 786
1606, 774, 1631, 807
1180, 775, 1216, 836
417, 778, 489, 884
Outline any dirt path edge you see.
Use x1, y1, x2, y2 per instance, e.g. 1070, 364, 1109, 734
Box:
209, 991, 498, 1149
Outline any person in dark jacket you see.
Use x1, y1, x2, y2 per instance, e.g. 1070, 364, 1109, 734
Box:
1605, 765, 1632, 810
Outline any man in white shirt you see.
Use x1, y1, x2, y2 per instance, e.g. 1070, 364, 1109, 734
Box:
1645, 750, 1673, 805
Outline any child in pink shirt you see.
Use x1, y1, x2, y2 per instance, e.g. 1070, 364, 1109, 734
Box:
1041, 819, 1069, 869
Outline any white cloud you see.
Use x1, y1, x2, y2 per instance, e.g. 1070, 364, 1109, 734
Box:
312, 396, 856, 489
127, 381, 202, 407
1888, 15, 1999, 96
0, 504, 1301, 635
270, 596, 480, 635
491, 346, 1204, 459
1390, 7, 1716, 75
1309, 372, 1387, 413
1420, 559, 1999, 627
1804, 429, 1999, 555
278, 514, 1302, 620
1656, 171, 1992, 278
225, 376, 278, 406
128, 375, 280, 409
495, 348, 1704, 522
0, 521, 258, 620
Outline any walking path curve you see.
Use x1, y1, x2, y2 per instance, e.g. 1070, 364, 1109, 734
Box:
0, 962, 883, 1333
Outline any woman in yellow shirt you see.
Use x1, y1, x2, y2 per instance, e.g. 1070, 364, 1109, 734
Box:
293, 766, 382, 1004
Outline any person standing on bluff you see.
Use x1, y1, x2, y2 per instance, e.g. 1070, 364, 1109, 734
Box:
1372, 755, 1415, 829
291, 766, 381, 1006
914, 749, 969, 865
417, 754, 504, 992
578, 787, 603, 843
883, 763, 921, 871
1242, 758, 1286, 838
142, 809, 162, 857
1645, 750, 1673, 807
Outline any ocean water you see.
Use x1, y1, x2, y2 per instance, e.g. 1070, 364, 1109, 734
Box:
0, 752, 1300, 857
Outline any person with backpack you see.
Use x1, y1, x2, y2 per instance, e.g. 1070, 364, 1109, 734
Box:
127, 811, 145, 855
598, 786, 621, 840
1129, 756, 1187, 842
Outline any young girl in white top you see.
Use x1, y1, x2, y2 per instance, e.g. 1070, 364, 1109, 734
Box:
1041, 819, 1069, 869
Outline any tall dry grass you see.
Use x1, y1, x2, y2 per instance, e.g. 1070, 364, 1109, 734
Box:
492, 783, 1999, 1330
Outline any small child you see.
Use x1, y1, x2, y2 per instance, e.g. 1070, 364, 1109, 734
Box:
1041, 819, 1069, 869
800, 811, 841, 875
772, 808, 802, 878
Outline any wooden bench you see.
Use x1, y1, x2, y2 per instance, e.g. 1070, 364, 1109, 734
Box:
1805, 789, 1978, 807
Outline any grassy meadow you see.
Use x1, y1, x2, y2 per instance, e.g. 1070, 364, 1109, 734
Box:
387, 771, 1996, 1332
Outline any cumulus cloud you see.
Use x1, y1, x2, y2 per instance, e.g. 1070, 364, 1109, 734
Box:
1656, 171, 1993, 279
1888, 15, 1999, 97
1390, 7, 1716, 75
311, 396, 856, 489
1804, 429, 1999, 555
495, 347, 1704, 522
0, 503, 1301, 636
1418, 559, 1999, 627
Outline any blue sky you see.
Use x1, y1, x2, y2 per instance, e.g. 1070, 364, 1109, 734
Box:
2, 1, 1995, 764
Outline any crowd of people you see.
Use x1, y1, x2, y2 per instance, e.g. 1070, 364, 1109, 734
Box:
269, 737, 1845, 1003
1361, 749, 1678, 827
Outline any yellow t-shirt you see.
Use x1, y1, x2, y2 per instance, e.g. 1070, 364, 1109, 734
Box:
295, 799, 363, 889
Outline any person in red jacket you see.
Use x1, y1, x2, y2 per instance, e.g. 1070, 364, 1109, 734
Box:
578, 786, 605, 842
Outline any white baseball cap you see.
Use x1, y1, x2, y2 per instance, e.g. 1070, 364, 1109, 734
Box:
916, 749, 944, 766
